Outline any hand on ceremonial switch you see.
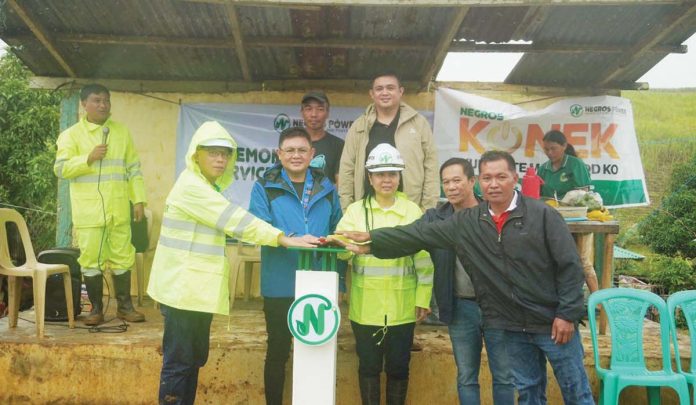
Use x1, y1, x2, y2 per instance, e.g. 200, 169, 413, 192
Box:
328, 231, 372, 254
278, 234, 320, 248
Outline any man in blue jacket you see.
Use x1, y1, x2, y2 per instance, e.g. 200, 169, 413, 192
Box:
249, 126, 342, 405
421, 158, 513, 405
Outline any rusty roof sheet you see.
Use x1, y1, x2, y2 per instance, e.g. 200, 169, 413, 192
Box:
0, 1, 694, 91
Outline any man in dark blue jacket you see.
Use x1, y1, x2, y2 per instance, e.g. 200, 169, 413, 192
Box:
249, 126, 342, 405
421, 158, 513, 405
336, 151, 593, 405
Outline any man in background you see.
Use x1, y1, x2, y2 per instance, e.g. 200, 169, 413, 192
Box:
338, 72, 439, 211
301, 91, 344, 184
420, 158, 513, 405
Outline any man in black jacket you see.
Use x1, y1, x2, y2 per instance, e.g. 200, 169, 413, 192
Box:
422, 158, 513, 405
335, 151, 593, 405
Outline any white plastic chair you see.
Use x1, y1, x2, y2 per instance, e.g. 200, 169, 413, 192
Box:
0, 208, 75, 338
226, 242, 261, 310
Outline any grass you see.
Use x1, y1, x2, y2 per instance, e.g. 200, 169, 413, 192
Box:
614, 90, 696, 237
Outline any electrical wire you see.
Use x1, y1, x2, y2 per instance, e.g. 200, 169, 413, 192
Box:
92, 132, 129, 333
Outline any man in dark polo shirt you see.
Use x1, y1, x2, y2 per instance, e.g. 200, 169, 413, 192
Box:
301, 91, 344, 184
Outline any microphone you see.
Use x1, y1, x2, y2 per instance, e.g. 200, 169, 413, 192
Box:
102, 127, 110, 144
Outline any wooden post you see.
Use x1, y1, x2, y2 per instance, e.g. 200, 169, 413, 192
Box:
55, 92, 79, 247
599, 234, 616, 334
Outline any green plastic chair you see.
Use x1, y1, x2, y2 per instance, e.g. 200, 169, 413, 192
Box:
667, 290, 696, 404
588, 288, 690, 404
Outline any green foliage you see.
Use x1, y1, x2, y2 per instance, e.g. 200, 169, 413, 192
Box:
614, 91, 696, 234
0, 52, 63, 250
614, 259, 652, 279
638, 154, 696, 258
646, 255, 696, 295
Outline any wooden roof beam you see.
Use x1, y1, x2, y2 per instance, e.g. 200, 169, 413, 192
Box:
597, 2, 696, 87
6, 0, 76, 77
224, 4, 252, 81
249, 37, 432, 51
8, 32, 686, 54
181, 0, 683, 7
56, 33, 231, 49
449, 41, 687, 54
420, 7, 470, 88
50, 33, 432, 51
28, 76, 423, 93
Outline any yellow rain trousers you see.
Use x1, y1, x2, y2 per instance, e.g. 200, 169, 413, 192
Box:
54, 117, 146, 272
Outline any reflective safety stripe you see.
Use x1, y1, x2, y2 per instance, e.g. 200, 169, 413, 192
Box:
54, 158, 67, 177
230, 211, 256, 239
128, 170, 143, 178
216, 203, 237, 230
72, 173, 126, 183
162, 216, 220, 236
100, 159, 126, 168
353, 265, 415, 277
127, 162, 141, 170
417, 274, 434, 284
414, 256, 433, 268
159, 235, 224, 256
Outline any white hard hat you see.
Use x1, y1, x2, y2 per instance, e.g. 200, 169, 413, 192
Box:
365, 143, 405, 172
199, 138, 235, 149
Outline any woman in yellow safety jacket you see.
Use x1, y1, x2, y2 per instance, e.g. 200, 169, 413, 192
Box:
147, 121, 314, 405
335, 143, 433, 405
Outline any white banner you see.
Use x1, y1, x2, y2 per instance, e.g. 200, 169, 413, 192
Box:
176, 103, 432, 209
434, 88, 649, 207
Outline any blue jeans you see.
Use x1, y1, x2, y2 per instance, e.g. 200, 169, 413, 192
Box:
505, 329, 594, 405
158, 304, 213, 405
449, 298, 514, 405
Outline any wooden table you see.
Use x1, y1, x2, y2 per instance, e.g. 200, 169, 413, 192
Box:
567, 220, 620, 334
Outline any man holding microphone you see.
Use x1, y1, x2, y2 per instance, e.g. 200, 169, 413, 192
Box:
54, 83, 146, 326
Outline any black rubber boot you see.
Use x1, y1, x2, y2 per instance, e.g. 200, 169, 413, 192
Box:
83, 274, 104, 326
113, 272, 145, 322
386, 378, 408, 405
359, 375, 381, 405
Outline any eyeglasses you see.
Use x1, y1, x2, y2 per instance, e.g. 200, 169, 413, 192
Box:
203, 149, 233, 159
281, 148, 311, 156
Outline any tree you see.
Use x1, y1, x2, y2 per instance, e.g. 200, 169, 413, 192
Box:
639, 154, 696, 258
0, 52, 63, 251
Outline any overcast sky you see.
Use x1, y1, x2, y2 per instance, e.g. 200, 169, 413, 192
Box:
437, 33, 696, 89
1, 34, 695, 89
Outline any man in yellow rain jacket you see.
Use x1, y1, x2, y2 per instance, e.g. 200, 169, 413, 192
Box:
54, 84, 146, 325
147, 121, 315, 405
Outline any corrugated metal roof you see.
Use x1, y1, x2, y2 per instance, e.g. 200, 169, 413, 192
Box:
0, 1, 694, 91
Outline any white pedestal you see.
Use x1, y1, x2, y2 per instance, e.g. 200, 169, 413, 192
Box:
291, 270, 339, 405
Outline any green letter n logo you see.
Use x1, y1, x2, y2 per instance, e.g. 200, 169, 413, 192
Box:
274, 113, 291, 132
296, 302, 330, 336
569, 104, 583, 118
287, 294, 341, 346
